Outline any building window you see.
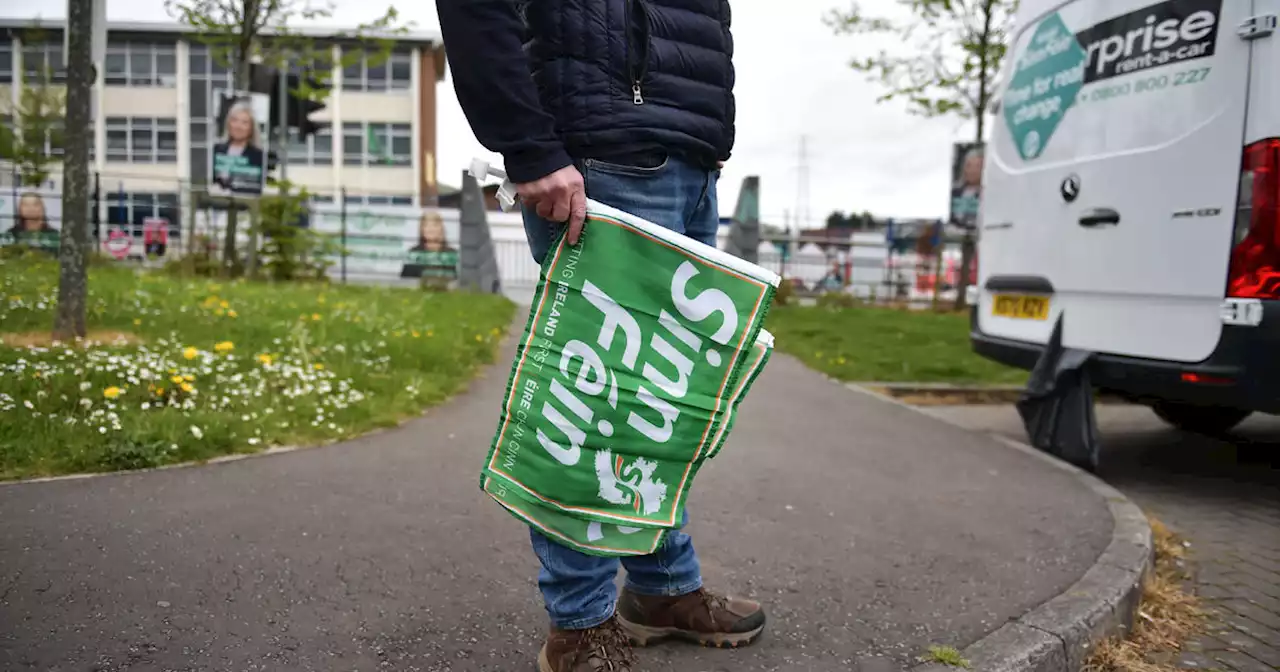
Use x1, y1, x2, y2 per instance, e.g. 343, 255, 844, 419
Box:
105, 191, 181, 237
22, 41, 66, 84
341, 49, 411, 92
345, 194, 414, 206
105, 117, 178, 163
0, 44, 12, 83
285, 127, 333, 166
341, 122, 412, 166
342, 122, 363, 165
187, 46, 232, 185
104, 42, 178, 87
0, 114, 94, 161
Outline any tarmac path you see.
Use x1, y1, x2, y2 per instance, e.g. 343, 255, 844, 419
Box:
0, 339, 1112, 671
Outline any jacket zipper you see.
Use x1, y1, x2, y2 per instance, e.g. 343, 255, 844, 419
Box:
626, 0, 650, 105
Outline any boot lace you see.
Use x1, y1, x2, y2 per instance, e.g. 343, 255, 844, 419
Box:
570, 618, 635, 671
697, 588, 729, 616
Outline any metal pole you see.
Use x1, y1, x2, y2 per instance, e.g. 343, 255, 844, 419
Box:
91, 171, 100, 244
277, 63, 288, 183
340, 187, 347, 284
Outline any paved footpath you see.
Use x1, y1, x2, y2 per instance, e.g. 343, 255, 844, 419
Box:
930, 405, 1280, 672
0, 343, 1113, 672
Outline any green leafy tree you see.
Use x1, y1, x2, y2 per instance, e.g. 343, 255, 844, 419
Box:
164, 0, 411, 275
254, 179, 338, 281
827, 0, 1018, 306
0, 58, 66, 189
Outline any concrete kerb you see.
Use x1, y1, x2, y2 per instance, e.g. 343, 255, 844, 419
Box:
856, 382, 1132, 407
842, 382, 1154, 672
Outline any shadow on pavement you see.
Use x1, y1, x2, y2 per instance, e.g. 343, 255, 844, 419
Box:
1090, 409, 1280, 502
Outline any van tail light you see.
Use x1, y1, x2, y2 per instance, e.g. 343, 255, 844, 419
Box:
1227, 139, 1280, 299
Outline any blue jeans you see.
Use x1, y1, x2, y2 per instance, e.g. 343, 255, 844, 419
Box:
522, 155, 720, 630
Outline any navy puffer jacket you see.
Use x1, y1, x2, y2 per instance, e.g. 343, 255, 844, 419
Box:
437, 0, 736, 183
524, 0, 735, 168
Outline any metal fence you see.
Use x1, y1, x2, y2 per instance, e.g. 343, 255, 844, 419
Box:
1, 171, 975, 307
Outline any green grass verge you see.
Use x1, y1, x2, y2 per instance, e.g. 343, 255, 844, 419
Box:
766, 305, 1026, 385
0, 257, 515, 480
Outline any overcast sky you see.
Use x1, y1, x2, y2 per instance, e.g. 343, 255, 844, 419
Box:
0, 0, 980, 227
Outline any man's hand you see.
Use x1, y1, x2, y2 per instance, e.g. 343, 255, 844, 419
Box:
517, 165, 587, 245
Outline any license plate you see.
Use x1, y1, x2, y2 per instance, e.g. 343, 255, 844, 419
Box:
991, 294, 1050, 320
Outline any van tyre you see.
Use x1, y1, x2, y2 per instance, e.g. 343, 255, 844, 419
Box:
1150, 402, 1252, 436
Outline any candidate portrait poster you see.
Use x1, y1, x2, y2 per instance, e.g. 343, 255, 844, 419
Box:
209, 89, 270, 198
949, 142, 984, 230
0, 189, 62, 256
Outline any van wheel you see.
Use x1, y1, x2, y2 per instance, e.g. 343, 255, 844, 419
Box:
1150, 402, 1252, 435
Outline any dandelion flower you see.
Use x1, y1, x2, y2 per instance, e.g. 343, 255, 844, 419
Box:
103, 386, 123, 400
183, 347, 199, 360
257, 354, 273, 366
214, 341, 234, 353
475, 334, 483, 342
411, 330, 420, 338
133, 319, 142, 326
219, 300, 229, 309
180, 382, 194, 393
311, 313, 322, 321
171, 375, 184, 384
314, 363, 325, 371
183, 374, 194, 382
228, 310, 238, 318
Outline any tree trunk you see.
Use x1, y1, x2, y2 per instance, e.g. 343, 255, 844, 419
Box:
53, 0, 95, 341
953, 1, 995, 312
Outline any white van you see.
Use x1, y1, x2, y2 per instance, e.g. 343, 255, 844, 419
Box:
973, 0, 1279, 434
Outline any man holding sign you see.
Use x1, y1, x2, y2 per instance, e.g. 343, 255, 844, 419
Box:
437, 1, 765, 670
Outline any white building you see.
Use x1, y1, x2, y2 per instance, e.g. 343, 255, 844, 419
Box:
0, 19, 448, 233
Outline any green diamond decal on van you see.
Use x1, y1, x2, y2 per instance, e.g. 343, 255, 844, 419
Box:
1002, 12, 1086, 161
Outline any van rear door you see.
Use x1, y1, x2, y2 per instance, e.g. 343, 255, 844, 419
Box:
980, 0, 1252, 363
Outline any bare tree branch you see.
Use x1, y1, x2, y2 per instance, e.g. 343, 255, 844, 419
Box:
827, 0, 1017, 132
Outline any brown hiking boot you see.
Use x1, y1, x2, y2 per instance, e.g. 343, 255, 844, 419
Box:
537, 616, 636, 672
616, 587, 766, 648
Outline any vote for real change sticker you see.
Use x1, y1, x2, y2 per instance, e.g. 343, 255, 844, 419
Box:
1002, 0, 1222, 160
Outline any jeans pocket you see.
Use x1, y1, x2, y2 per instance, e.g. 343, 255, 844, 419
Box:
585, 155, 670, 178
